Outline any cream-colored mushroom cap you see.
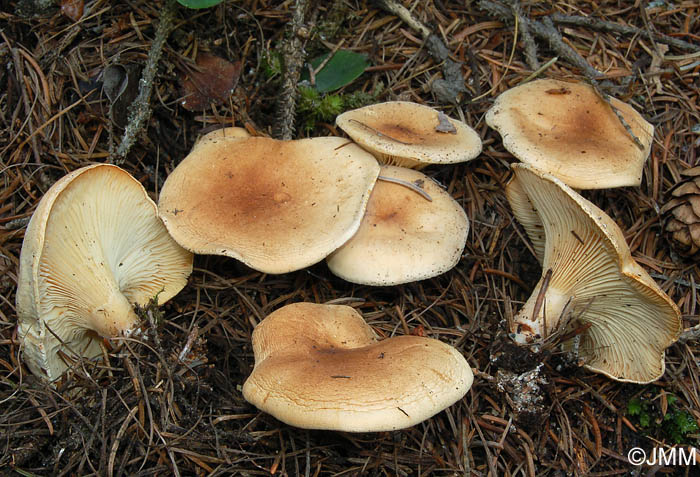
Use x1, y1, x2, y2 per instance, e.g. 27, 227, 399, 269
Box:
193, 126, 250, 149
336, 101, 482, 169
486, 79, 653, 189
326, 165, 469, 285
505, 163, 681, 383
158, 136, 380, 274
16, 164, 193, 382
242, 302, 473, 432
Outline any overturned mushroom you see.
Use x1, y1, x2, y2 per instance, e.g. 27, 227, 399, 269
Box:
505, 163, 681, 383
327, 165, 469, 285
336, 101, 482, 169
243, 302, 474, 432
17, 164, 193, 382
486, 79, 653, 189
158, 136, 380, 274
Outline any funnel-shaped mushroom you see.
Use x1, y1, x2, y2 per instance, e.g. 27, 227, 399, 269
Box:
16, 164, 193, 382
486, 79, 653, 189
242, 302, 473, 431
158, 136, 380, 274
326, 165, 469, 285
506, 163, 681, 383
336, 101, 482, 169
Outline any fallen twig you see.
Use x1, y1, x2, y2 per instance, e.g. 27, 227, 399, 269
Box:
274, 0, 310, 140
508, 0, 539, 70
550, 13, 700, 53
113, 0, 178, 162
375, 0, 466, 102
478, 0, 601, 79
678, 324, 700, 344
377, 175, 433, 202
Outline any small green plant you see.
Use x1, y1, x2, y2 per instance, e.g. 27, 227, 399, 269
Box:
297, 86, 344, 133
627, 394, 699, 444
296, 83, 383, 134
261, 51, 284, 79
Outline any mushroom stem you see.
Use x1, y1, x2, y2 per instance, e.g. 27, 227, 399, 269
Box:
87, 291, 139, 338
511, 282, 571, 343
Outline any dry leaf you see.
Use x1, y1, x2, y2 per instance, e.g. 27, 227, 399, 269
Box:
60, 0, 84, 22
180, 53, 242, 111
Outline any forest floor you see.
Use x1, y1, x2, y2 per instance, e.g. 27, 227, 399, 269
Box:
1, 0, 699, 475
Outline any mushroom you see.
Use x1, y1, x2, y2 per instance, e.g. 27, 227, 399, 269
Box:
505, 163, 681, 383
242, 302, 474, 432
326, 165, 469, 285
336, 101, 482, 169
486, 78, 653, 189
158, 136, 380, 274
16, 164, 193, 382
192, 126, 250, 149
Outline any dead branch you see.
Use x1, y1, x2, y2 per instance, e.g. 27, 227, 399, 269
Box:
478, 0, 602, 79
274, 0, 310, 140
113, 0, 178, 162
551, 13, 700, 53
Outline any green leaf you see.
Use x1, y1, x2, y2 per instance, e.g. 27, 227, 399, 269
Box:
176, 0, 224, 9
302, 50, 369, 93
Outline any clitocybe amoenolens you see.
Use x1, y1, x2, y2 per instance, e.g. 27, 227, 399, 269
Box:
17, 164, 193, 382
506, 163, 681, 384
158, 136, 380, 274
487, 79, 653, 189
327, 165, 469, 285
243, 302, 473, 431
336, 101, 482, 169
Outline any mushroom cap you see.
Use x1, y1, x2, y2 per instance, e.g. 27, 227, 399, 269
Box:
326, 165, 469, 285
158, 136, 380, 274
193, 126, 250, 150
242, 302, 474, 432
486, 79, 653, 189
16, 164, 193, 382
336, 101, 482, 169
506, 163, 681, 383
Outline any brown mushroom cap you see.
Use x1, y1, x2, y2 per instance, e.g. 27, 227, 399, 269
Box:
336, 101, 482, 169
158, 136, 380, 274
486, 79, 653, 189
505, 163, 681, 383
242, 302, 474, 432
16, 164, 193, 382
326, 165, 469, 285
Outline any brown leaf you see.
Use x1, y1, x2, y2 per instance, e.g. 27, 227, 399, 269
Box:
60, 0, 84, 22
180, 54, 242, 111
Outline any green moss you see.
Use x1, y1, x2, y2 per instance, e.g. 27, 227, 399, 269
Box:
627, 394, 699, 444
296, 83, 383, 134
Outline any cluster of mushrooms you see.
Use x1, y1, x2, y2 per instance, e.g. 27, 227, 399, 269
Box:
15, 77, 682, 434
